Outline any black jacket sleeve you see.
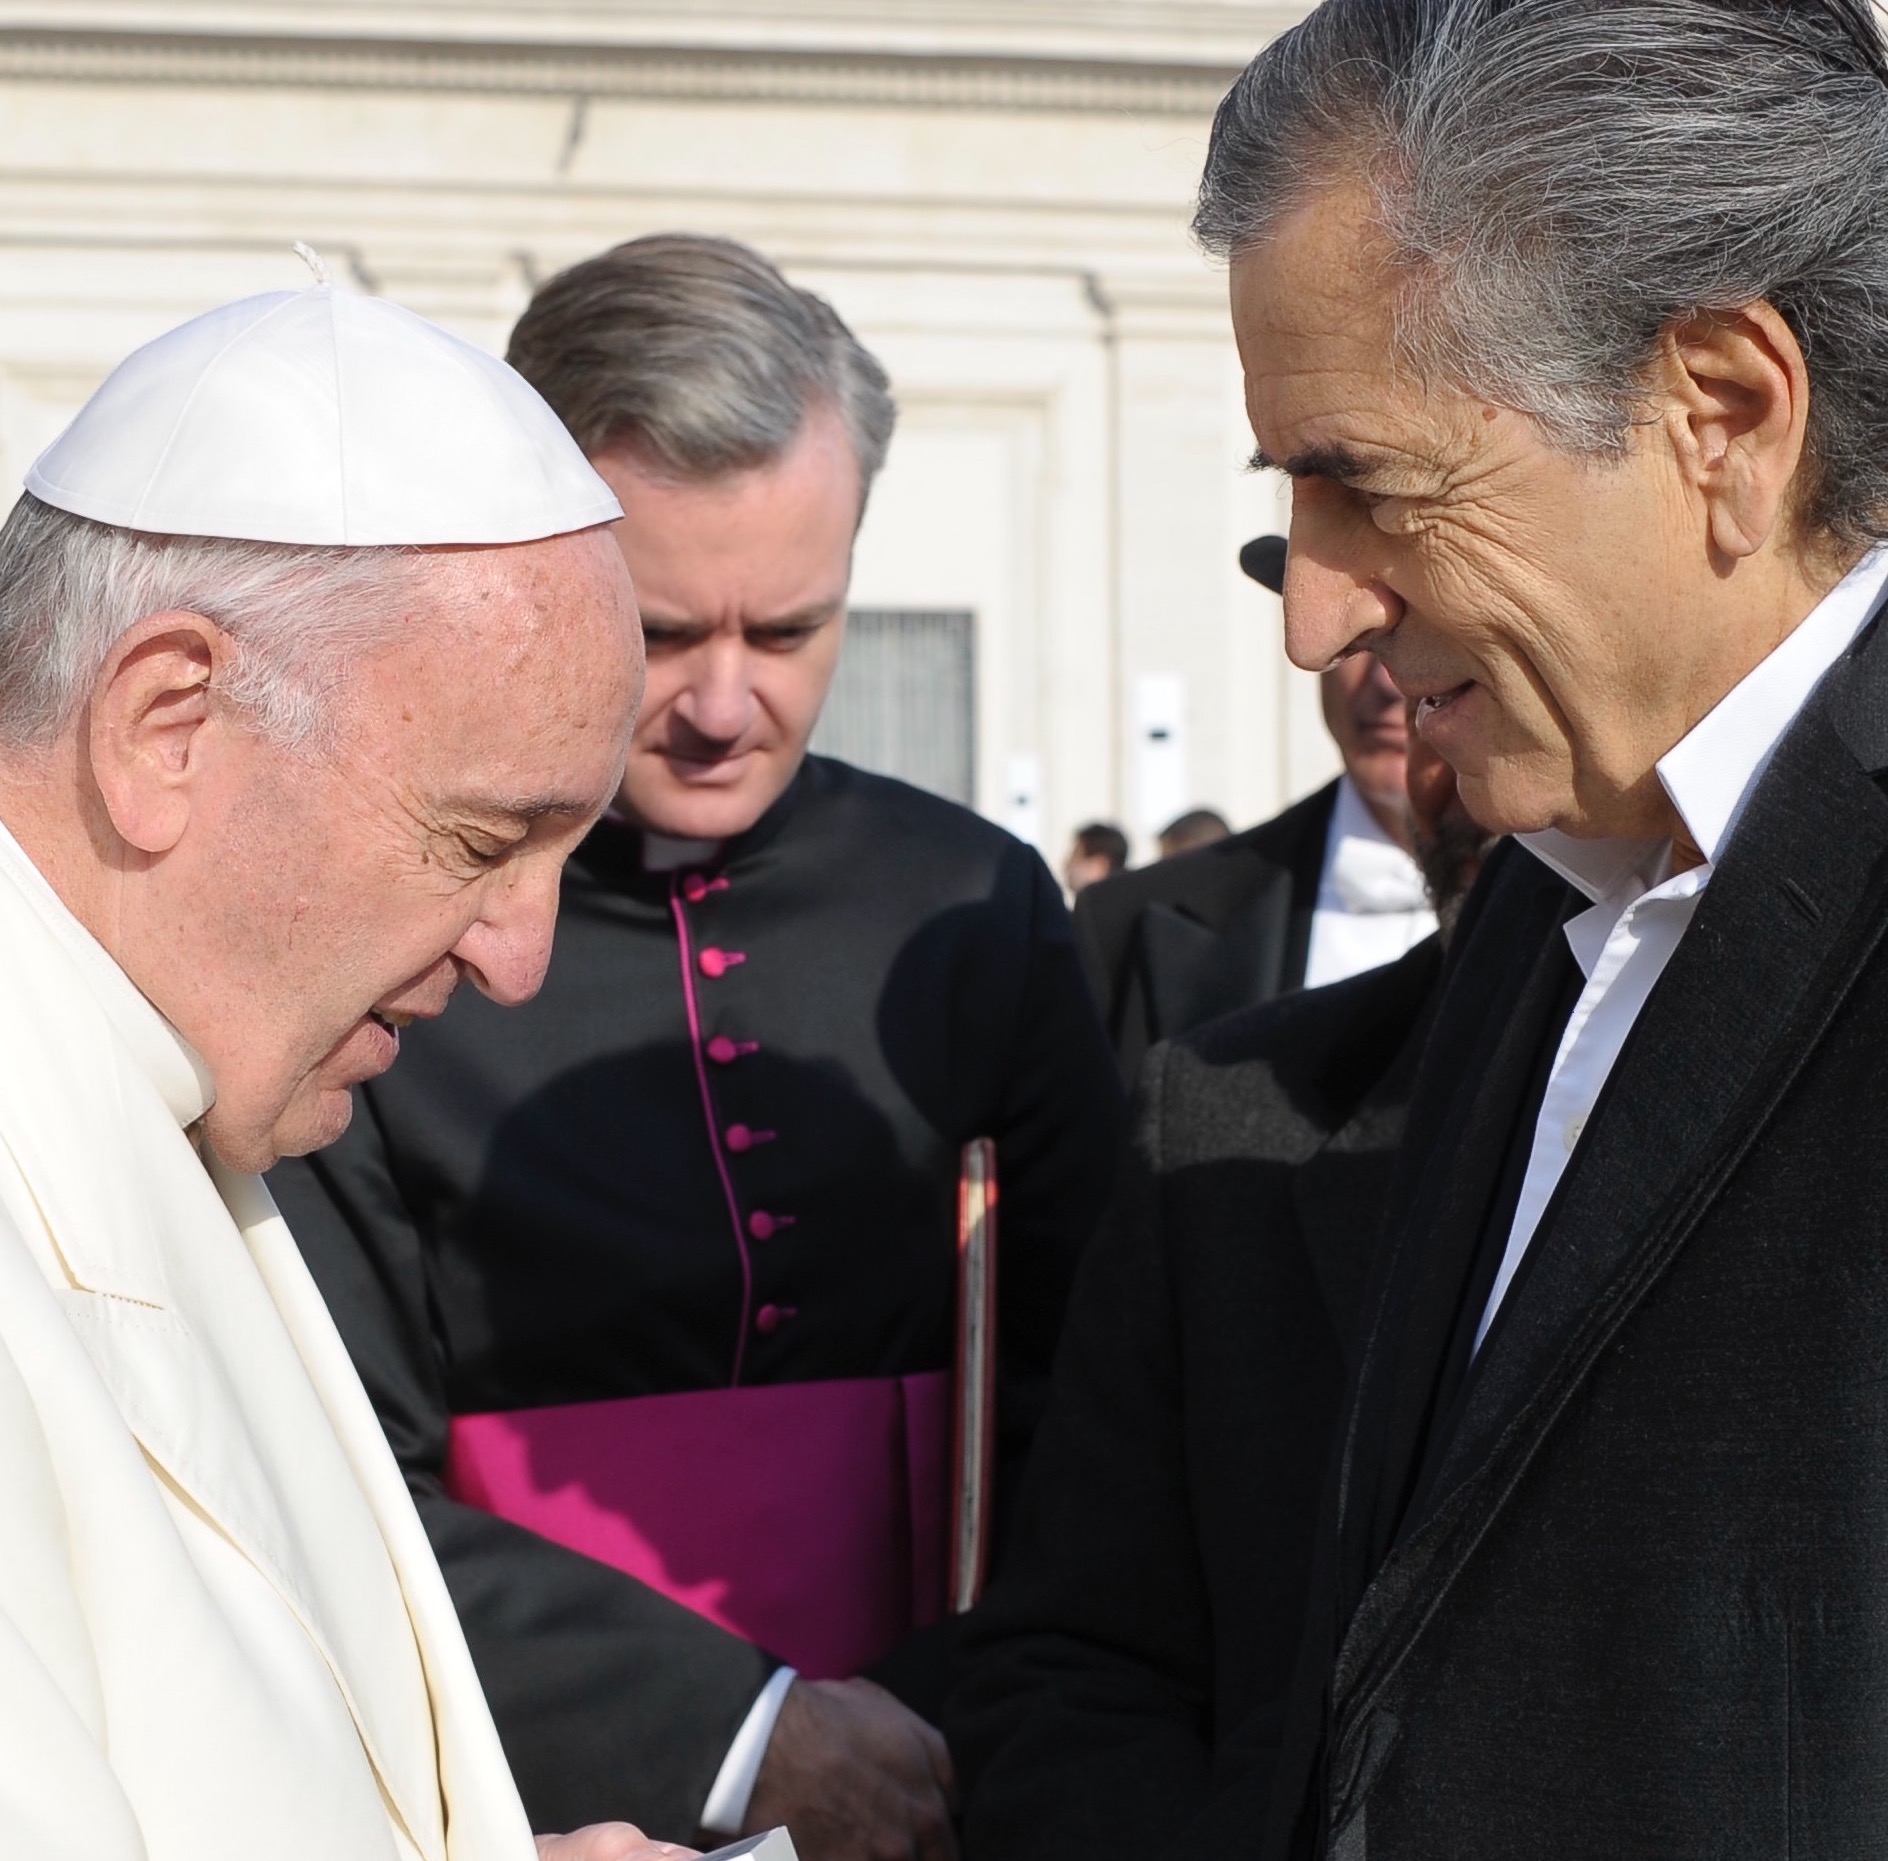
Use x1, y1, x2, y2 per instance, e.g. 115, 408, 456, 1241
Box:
268, 1106, 779, 1845
986, 851, 1129, 1512
949, 1042, 1218, 1859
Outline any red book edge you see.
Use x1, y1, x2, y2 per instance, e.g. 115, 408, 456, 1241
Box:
949, 1137, 999, 1614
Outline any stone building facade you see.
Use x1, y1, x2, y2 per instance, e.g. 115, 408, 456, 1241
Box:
0, 0, 1327, 856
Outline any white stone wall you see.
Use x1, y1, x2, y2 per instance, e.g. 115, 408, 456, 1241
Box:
0, 2, 1330, 859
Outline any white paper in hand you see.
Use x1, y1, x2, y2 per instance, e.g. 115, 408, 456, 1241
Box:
697, 1832, 799, 1861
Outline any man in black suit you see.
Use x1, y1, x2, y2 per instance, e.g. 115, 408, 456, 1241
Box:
1191, 2, 1888, 1855
1079, 645, 1427, 1072
1077, 544, 1433, 1075
949, 720, 1490, 1861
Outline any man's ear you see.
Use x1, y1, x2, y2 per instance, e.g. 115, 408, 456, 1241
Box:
87, 610, 233, 855
1661, 300, 1810, 564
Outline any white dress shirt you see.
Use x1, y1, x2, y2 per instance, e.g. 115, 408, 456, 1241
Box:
702, 1663, 799, 1834
1302, 774, 1437, 989
1473, 546, 1888, 1354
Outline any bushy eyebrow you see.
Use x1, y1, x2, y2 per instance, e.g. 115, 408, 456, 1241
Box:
1247, 441, 1384, 484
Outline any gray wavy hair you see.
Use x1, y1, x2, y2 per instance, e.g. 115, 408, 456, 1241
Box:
0, 492, 421, 749
506, 233, 897, 502
1196, 0, 1888, 548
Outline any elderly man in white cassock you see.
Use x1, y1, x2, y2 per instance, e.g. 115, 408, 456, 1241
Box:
0, 277, 697, 1861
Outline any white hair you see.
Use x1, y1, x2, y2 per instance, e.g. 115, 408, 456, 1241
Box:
1196, 0, 1888, 548
0, 493, 425, 748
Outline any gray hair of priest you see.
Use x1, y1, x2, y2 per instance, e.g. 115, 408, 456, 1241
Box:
0, 492, 417, 750
1196, 0, 1888, 549
506, 232, 897, 504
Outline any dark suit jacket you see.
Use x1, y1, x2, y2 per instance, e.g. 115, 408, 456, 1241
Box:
1265, 605, 1888, 1860
1075, 781, 1339, 1079
949, 936, 1443, 1860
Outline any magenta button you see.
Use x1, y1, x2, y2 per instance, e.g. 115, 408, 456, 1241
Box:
725, 1124, 776, 1154
707, 1036, 759, 1066
699, 947, 746, 980
749, 1211, 795, 1241
681, 872, 729, 905
755, 1303, 797, 1336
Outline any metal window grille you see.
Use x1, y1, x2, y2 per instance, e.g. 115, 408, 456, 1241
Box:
811, 608, 977, 806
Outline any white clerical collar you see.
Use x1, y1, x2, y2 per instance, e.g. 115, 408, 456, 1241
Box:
0, 813, 215, 1129
1320, 774, 1430, 915
639, 830, 725, 873
1523, 544, 1888, 906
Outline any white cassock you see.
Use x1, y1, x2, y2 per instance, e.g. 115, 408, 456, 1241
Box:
0, 815, 536, 1858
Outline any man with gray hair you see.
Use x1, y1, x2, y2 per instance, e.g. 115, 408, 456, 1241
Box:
272, 235, 1123, 1859
0, 278, 686, 1860
1188, 2, 1888, 1856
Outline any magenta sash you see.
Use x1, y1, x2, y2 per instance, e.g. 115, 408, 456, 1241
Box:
444, 1371, 950, 1680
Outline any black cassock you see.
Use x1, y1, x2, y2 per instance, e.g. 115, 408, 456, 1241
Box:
269, 755, 1125, 1841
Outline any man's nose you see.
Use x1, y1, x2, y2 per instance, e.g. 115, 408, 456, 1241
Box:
677, 635, 759, 742
456, 864, 562, 1009
1281, 503, 1404, 671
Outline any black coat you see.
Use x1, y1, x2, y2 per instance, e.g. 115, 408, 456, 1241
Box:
267, 755, 1126, 1843
1074, 782, 1338, 1078
949, 936, 1443, 1860
1265, 606, 1888, 1860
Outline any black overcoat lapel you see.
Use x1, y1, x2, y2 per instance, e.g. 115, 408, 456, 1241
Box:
1257, 853, 1575, 1861
1433, 709, 1888, 1506
1139, 879, 1295, 1039
1334, 854, 1577, 1597
1280, 800, 1328, 992
1328, 624, 1888, 1774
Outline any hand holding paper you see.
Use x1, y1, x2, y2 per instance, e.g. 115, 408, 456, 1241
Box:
535, 1826, 701, 1859
699, 1831, 800, 1860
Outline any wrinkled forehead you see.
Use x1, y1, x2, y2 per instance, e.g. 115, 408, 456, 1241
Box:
1230, 184, 1497, 487
352, 532, 639, 754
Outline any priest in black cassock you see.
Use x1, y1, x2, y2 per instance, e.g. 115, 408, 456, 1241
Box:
268, 233, 1125, 1859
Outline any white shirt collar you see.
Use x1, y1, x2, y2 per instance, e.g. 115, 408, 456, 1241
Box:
1321, 774, 1430, 915
1523, 545, 1888, 906
0, 811, 215, 1129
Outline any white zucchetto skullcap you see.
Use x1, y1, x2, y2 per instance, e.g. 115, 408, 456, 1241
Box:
25, 283, 623, 546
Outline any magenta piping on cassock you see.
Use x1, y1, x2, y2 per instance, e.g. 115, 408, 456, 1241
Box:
670, 870, 756, 1387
